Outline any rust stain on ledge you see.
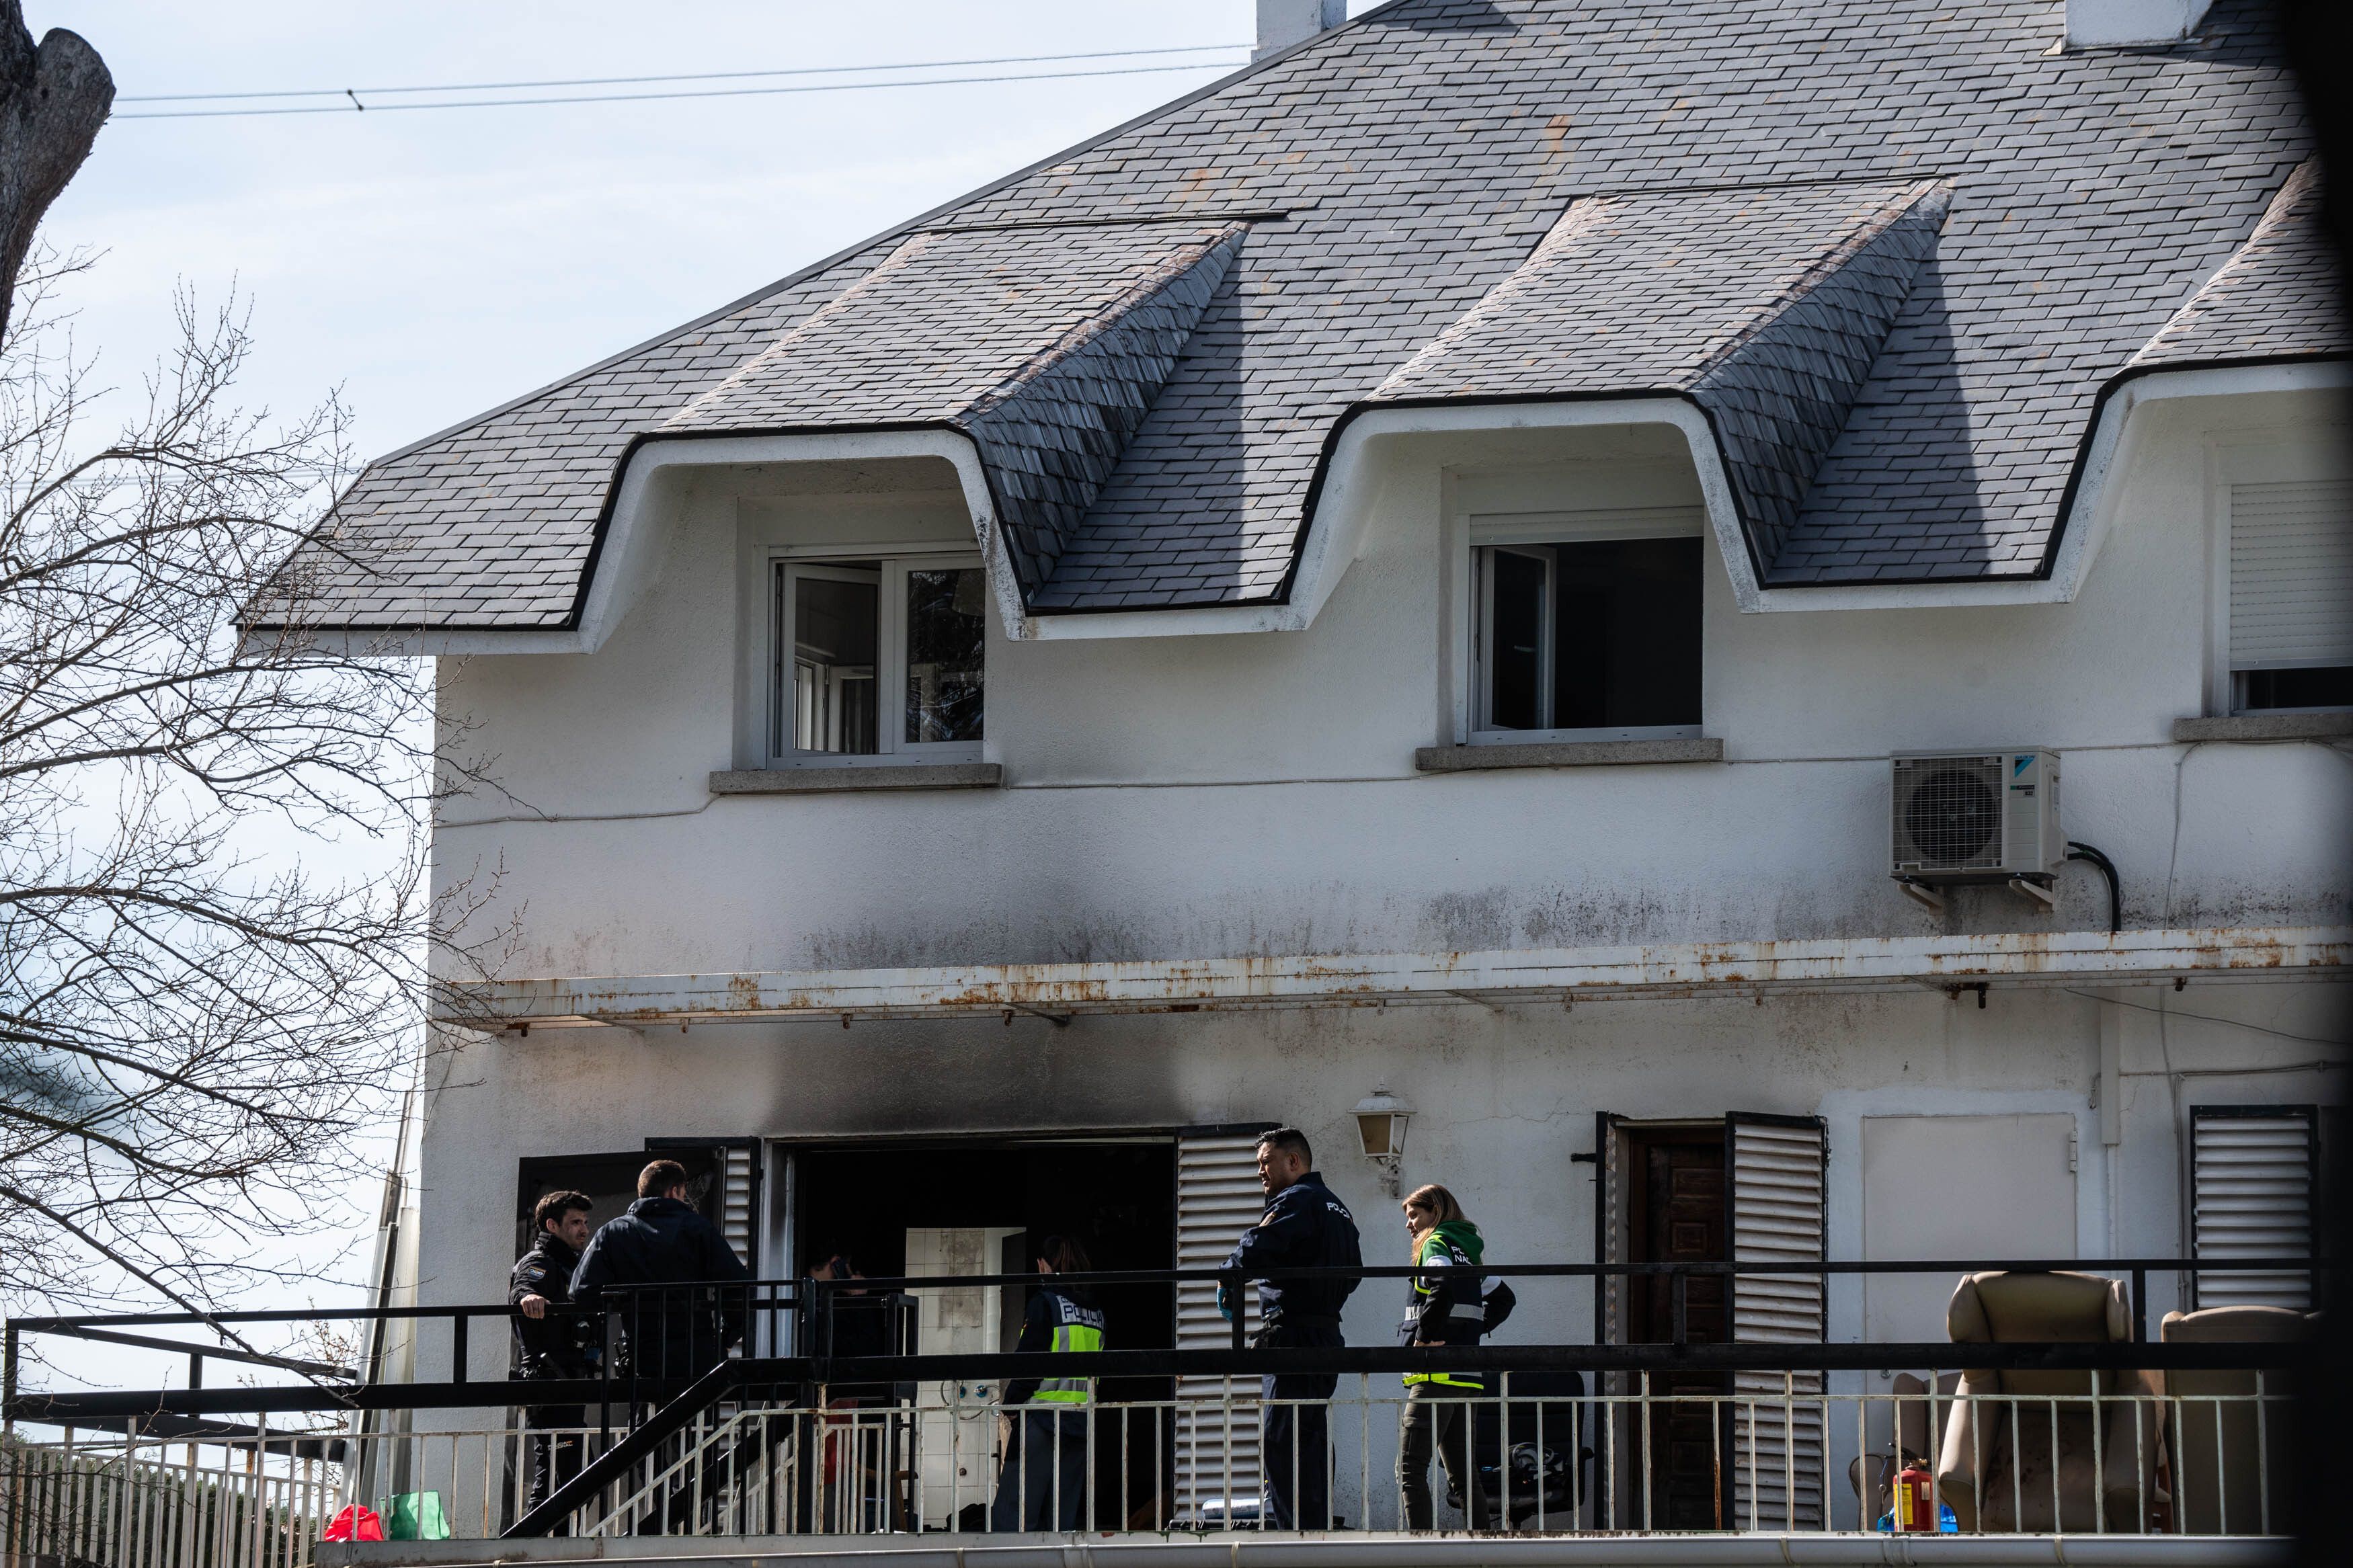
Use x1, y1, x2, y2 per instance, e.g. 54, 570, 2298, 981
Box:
447, 925, 2352, 1030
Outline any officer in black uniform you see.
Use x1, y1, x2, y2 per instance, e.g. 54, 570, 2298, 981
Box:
571, 1160, 752, 1534
571, 1159, 751, 1380
510, 1190, 600, 1514
1220, 1127, 1361, 1530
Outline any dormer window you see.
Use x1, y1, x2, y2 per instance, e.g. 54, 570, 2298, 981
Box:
770, 552, 985, 766
1469, 509, 1704, 741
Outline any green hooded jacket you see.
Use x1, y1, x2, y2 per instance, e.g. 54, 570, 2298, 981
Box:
1402, 1219, 1488, 1385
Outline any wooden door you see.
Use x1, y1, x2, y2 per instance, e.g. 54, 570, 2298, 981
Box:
1625, 1128, 1728, 1530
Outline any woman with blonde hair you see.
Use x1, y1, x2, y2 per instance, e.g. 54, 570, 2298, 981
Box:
1395, 1184, 1513, 1530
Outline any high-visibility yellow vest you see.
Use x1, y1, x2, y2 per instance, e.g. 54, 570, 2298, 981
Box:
1033, 1296, 1106, 1405
1402, 1233, 1487, 1389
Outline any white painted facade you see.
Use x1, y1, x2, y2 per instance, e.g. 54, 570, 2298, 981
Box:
407, 372, 2351, 1520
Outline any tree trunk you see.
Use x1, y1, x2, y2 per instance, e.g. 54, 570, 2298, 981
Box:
0, 1, 109, 338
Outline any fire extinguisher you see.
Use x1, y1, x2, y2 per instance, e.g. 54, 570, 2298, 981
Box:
1894, 1456, 1936, 1532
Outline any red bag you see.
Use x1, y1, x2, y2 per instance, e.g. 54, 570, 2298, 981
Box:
322, 1505, 385, 1542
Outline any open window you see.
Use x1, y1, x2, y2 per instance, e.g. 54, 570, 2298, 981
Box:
1469, 509, 1704, 742
2217, 474, 2353, 714
770, 551, 986, 766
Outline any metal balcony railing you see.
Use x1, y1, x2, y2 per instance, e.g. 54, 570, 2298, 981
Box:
0, 1256, 2327, 1561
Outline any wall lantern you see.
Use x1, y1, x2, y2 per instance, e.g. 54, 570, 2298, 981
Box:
1352, 1085, 1414, 1197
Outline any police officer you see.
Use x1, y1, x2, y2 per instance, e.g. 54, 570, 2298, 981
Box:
571, 1160, 752, 1534
1220, 1127, 1361, 1530
1394, 1184, 1515, 1530
511, 1190, 600, 1514
571, 1159, 751, 1380
991, 1236, 1105, 1532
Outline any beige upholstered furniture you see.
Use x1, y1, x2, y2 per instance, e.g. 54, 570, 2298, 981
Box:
1936, 1272, 2163, 1532
2161, 1305, 2313, 1536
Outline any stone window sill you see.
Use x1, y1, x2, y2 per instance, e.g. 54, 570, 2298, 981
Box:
2172, 712, 2353, 743
1414, 737, 1724, 772
710, 764, 1002, 794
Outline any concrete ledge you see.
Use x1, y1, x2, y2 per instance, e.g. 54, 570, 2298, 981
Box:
1416, 737, 1723, 772
321, 1531, 2294, 1568
445, 925, 2351, 1029
2173, 712, 2353, 743
710, 764, 1001, 794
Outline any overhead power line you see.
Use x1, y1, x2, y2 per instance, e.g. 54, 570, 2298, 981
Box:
120, 43, 1244, 102
117, 44, 1250, 120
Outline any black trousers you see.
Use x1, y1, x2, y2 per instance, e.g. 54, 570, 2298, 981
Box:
1398, 1383, 1490, 1530
1259, 1322, 1341, 1530
523, 1401, 585, 1526
990, 1407, 1088, 1532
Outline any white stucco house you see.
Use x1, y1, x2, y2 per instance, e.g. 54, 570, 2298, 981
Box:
269, 0, 2348, 1540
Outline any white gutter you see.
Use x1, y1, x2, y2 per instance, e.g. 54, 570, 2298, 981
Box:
320, 1530, 2293, 1568
439, 925, 2350, 1031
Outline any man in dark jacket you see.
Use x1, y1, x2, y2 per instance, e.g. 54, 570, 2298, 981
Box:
570, 1159, 752, 1383
571, 1161, 754, 1534
512, 1190, 599, 1512
1221, 1127, 1361, 1530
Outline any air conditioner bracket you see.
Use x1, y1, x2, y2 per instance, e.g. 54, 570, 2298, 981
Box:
1895, 878, 1946, 914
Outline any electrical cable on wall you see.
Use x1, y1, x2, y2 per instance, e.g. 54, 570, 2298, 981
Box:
2065, 840, 2121, 933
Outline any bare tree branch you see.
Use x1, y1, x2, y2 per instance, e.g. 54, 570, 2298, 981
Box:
0, 255, 504, 1327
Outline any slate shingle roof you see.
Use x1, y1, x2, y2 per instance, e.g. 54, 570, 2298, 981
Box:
290, 0, 2338, 628
662, 220, 1245, 593
1367, 179, 1950, 574
2131, 160, 2347, 370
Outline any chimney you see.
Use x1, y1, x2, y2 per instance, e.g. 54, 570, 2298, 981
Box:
2064, 0, 2211, 47
1257, 0, 1347, 60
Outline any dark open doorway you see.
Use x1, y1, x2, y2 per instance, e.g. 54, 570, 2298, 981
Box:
791, 1137, 1178, 1528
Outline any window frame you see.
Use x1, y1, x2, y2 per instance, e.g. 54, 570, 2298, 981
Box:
1474, 543, 1557, 735
2208, 439, 2353, 718
767, 543, 986, 769
1458, 506, 1708, 746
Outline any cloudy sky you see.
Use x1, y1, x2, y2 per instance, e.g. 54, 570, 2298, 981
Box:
42, 1, 1302, 470
27, 0, 1367, 1391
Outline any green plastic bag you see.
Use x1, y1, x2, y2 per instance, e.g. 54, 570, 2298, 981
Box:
377, 1491, 451, 1541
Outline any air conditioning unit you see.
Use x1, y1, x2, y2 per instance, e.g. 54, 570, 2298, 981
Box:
1890, 749, 2063, 884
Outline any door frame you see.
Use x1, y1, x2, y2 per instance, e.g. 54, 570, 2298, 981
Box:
1594, 1116, 1730, 1528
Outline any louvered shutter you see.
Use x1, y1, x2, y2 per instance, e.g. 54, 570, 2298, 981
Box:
645, 1137, 761, 1269
2229, 481, 2353, 672
2192, 1108, 2317, 1311
1174, 1128, 1272, 1524
1726, 1114, 1827, 1532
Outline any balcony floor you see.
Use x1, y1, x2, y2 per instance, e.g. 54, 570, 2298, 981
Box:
320, 1532, 2293, 1568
